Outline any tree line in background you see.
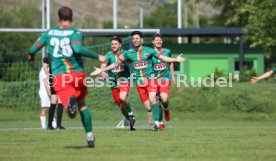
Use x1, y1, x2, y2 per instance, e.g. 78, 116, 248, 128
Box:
0, 0, 276, 80
209, 0, 276, 68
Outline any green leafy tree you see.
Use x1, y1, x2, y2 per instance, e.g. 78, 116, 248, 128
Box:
0, 1, 41, 62
209, 0, 276, 57
144, 2, 177, 28
0, 1, 42, 80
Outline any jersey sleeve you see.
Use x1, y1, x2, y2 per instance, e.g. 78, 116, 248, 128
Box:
71, 30, 83, 45
71, 30, 99, 59
148, 47, 159, 58
121, 50, 131, 61
168, 49, 171, 57
122, 50, 132, 64
105, 53, 111, 65
29, 32, 47, 55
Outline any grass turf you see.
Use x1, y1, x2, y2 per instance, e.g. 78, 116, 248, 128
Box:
0, 119, 276, 161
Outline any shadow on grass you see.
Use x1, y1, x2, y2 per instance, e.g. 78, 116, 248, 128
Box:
112, 127, 154, 132
64, 145, 92, 149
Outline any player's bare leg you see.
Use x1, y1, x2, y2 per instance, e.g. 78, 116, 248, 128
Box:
142, 100, 154, 127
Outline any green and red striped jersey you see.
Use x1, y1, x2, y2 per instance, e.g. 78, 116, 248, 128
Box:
152, 48, 172, 82
105, 50, 130, 88
29, 26, 98, 76
124, 46, 159, 85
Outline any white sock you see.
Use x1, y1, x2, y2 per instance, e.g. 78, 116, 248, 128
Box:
87, 132, 94, 140
52, 118, 57, 128
154, 121, 159, 126
40, 115, 46, 129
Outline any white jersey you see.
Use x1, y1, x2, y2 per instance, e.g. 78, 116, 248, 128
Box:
39, 67, 50, 107
39, 67, 49, 91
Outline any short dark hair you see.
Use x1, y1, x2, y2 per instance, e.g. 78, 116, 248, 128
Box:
131, 31, 144, 38
58, 6, 73, 21
152, 33, 163, 40
111, 36, 122, 44
42, 56, 49, 64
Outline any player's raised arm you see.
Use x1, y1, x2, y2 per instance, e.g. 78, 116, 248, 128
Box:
100, 62, 109, 80
90, 53, 125, 76
71, 31, 106, 63
170, 62, 176, 85
28, 33, 47, 61
158, 53, 185, 63
90, 62, 121, 76
250, 70, 274, 84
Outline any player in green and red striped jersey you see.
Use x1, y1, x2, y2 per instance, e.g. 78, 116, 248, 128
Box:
152, 33, 176, 130
91, 31, 185, 131
28, 6, 105, 147
101, 36, 136, 131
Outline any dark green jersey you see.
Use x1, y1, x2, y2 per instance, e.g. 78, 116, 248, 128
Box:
124, 46, 159, 85
105, 50, 130, 88
29, 26, 99, 76
152, 48, 171, 82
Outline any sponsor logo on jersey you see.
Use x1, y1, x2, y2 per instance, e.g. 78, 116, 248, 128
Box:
134, 61, 148, 69
154, 63, 166, 71
112, 64, 124, 73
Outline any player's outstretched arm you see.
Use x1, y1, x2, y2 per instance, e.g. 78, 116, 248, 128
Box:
158, 53, 185, 63
90, 62, 120, 76
170, 63, 176, 85
100, 62, 109, 79
28, 33, 47, 61
71, 44, 105, 63
250, 70, 274, 84
90, 53, 125, 76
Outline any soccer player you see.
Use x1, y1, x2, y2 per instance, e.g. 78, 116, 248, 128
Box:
28, 6, 105, 147
250, 69, 276, 84
42, 56, 65, 130
91, 31, 185, 131
101, 36, 136, 130
39, 59, 51, 130
152, 33, 176, 130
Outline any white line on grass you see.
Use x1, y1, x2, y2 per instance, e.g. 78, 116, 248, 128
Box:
0, 125, 160, 131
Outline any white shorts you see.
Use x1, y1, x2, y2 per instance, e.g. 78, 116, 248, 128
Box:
39, 90, 50, 107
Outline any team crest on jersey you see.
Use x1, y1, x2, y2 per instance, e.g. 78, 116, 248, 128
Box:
134, 61, 148, 69
145, 53, 149, 58
154, 63, 166, 71
112, 64, 124, 73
